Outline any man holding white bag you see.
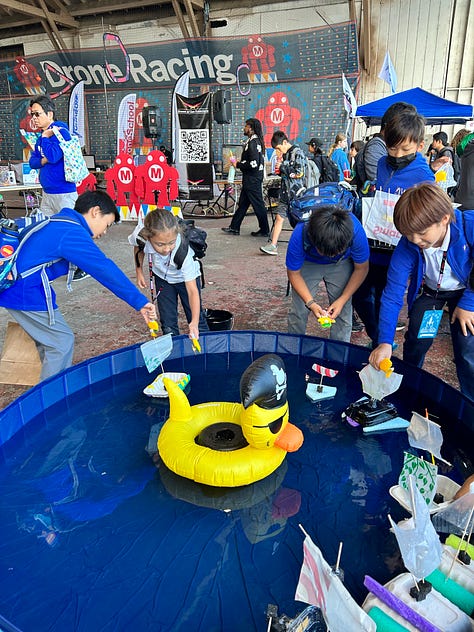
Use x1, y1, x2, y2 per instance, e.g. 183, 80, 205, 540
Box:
28, 94, 78, 217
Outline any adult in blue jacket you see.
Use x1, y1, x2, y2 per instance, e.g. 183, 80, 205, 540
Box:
0, 190, 156, 381
29, 94, 78, 216
286, 205, 369, 342
370, 184, 474, 402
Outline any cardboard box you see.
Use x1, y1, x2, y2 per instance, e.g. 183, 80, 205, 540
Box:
22, 163, 40, 184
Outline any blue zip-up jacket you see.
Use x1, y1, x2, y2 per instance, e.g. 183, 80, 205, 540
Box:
29, 120, 77, 194
378, 209, 474, 344
330, 147, 350, 180
0, 207, 149, 313
376, 151, 434, 194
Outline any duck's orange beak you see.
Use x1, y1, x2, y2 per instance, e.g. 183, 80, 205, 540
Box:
274, 422, 304, 452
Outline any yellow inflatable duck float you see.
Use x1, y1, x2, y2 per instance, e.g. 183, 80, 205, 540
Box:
158, 354, 304, 487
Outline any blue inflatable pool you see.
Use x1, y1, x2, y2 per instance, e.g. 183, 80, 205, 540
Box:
0, 331, 472, 632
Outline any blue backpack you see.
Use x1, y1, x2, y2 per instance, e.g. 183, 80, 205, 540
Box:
288, 182, 358, 227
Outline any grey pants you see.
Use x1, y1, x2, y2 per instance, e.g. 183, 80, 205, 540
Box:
288, 258, 354, 342
41, 191, 78, 216
7, 308, 75, 381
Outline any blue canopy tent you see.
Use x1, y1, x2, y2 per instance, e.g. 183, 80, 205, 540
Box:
356, 87, 474, 126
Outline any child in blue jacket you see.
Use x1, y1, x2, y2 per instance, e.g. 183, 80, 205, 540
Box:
0, 191, 156, 381
369, 183, 474, 402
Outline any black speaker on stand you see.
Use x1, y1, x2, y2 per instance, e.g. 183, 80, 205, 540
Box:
142, 106, 162, 146
213, 91, 232, 124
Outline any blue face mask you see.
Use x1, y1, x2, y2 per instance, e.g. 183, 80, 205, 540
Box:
387, 153, 417, 170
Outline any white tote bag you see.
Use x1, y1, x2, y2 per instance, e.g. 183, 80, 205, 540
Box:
362, 189, 402, 247
52, 126, 89, 184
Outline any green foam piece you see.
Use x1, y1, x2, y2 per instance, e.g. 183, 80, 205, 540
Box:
446, 534, 474, 559
426, 568, 474, 615
368, 606, 410, 631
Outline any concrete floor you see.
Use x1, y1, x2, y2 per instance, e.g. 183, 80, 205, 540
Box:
0, 201, 459, 410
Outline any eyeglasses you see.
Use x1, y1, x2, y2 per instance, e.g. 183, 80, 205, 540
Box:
30, 111, 43, 118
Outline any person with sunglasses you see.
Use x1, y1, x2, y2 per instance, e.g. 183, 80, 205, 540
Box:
28, 94, 78, 217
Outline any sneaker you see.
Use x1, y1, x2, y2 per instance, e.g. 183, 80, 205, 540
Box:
395, 321, 406, 331
251, 230, 270, 237
221, 227, 240, 235
260, 243, 278, 255
72, 269, 91, 282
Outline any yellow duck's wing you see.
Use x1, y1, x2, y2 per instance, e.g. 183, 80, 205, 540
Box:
163, 377, 192, 422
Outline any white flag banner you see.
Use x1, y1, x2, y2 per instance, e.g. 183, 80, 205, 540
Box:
407, 412, 451, 465
342, 73, 357, 118
116, 93, 137, 155
295, 535, 375, 632
68, 81, 85, 147
378, 51, 398, 94
172, 71, 190, 196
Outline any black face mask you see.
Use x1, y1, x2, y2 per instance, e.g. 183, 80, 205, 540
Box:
386, 153, 417, 170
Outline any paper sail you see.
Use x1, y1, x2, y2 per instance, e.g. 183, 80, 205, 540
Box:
389, 476, 443, 580
432, 489, 474, 536
312, 363, 339, 378
398, 452, 438, 507
295, 535, 376, 632
140, 333, 173, 373
358, 364, 403, 401
407, 412, 451, 465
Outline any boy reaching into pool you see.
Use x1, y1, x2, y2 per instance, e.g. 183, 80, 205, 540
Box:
129, 209, 208, 340
286, 204, 369, 342
369, 183, 474, 402
0, 190, 156, 381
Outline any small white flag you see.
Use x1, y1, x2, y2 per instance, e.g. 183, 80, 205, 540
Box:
378, 51, 398, 94
342, 73, 357, 118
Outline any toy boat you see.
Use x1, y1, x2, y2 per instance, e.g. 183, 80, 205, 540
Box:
390, 475, 461, 514
143, 372, 190, 398
363, 572, 474, 632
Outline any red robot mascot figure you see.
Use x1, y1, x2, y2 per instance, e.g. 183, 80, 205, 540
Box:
105, 153, 140, 209
132, 98, 153, 157
255, 91, 301, 148
241, 35, 275, 75
134, 150, 179, 208
13, 56, 43, 95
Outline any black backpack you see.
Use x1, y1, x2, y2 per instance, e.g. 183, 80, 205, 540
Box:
173, 218, 208, 286
313, 154, 340, 183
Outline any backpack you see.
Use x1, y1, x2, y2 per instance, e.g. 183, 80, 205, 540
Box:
173, 218, 207, 267
288, 182, 358, 227
0, 215, 78, 321
313, 154, 340, 183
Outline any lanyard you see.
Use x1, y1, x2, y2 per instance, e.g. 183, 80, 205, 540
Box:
148, 252, 171, 303
421, 249, 448, 301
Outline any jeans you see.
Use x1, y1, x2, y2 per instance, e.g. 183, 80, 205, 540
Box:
403, 287, 474, 401
155, 275, 208, 336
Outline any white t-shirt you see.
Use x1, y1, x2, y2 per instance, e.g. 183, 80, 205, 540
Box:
423, 225, 465, 291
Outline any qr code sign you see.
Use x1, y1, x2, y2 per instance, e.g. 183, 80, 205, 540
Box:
179, 129, 209, 163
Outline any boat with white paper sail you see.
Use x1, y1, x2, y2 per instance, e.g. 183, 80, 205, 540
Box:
389, 412, 461, 514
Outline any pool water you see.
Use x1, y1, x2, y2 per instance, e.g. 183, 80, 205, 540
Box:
0, 348, 471, 632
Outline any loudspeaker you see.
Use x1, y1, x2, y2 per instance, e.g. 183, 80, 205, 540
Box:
142, 105, 162, 138
213, 90, 232, 124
